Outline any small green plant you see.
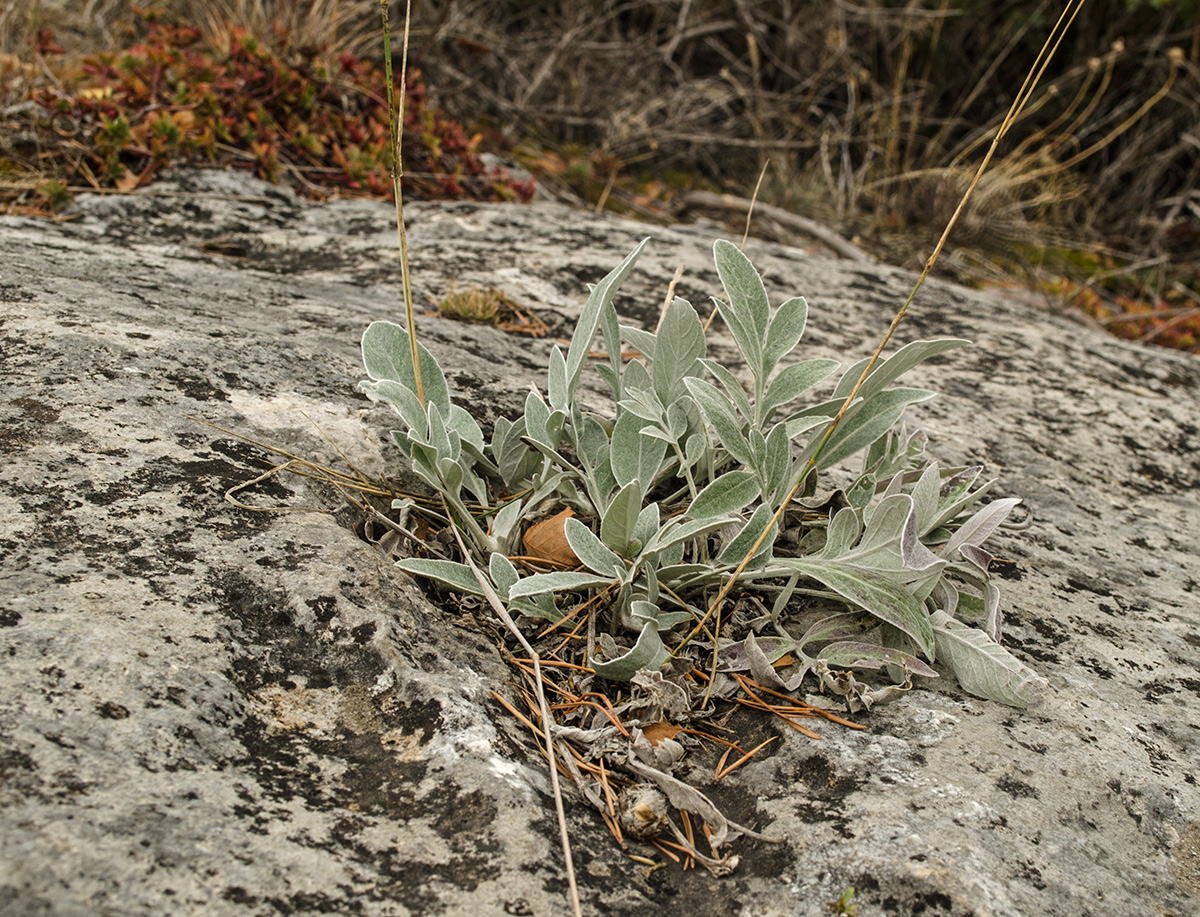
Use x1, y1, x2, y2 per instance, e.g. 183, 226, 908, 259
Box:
360, 239, 1045, 709
438, 287, 505, 324
829, 886, 859, 916
356, 0, 1078, 896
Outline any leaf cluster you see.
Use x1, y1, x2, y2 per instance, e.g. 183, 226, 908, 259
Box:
361, 240, 1046, 709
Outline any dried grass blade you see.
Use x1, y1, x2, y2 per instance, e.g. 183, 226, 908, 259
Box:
444, 504, 582, 917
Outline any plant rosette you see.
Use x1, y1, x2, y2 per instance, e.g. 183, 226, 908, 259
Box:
359, 239, 1046, 710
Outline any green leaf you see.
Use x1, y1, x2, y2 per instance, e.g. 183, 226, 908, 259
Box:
574, 412, 611, 468
618, 386, 667, 424
683, 377, 753, 466
820, 507, 863, 558
717, 503, 778, 566
812, 388, 936, 471
491, 498, 525, 549
713, 240, 768, 375
797, 611, 873, 649
699, 359, 753, 422
630, 600, 693, 630
426, 401, 452, 461
397, 558, 485, 595
489, 552, 519, 601
652, 297, 706, 404
688, 470, 760, 518
622, 357, 652, 401
523, 389, 551, 447
360, 378, 426, 436
779, 558, 936, 659
566, 239, 648, 398
761, 359, 841, 419
621, 324, 658, 362
846, 472, 877, 509
361, 321, 451, 418
930, 611, 1048, 708
509, 571, 616, 600
643, 517, 731, 556
763, 422, 791, 505
763, 296, 808, 372
591, 622, 668, 681
633, 502, 659, 549
610, 412, 668, 489
498, 422, 537, 487
565, 517, 625, 578
819, 641, 938, 677
601, 480, 644, 556
547, 345, 568, 412
909, 462, 942, 535
833, 339, 969, 402
943, 497, 1022, 554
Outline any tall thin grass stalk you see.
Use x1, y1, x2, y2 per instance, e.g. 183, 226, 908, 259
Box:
683, 0, 1090, 661
379, 0, 422, 405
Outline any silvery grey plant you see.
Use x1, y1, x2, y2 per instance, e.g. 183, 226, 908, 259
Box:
359, 238, 1047, 708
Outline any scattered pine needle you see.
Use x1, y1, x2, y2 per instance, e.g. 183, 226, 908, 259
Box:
714, 735, 778, 781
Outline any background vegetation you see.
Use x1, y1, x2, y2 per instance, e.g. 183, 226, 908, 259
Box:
3, 0, 1198, 349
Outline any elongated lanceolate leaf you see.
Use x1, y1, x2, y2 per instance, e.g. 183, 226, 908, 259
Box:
832, 338, 969, 402
630, 600, 693, 630
813, 388, 936, 471
712, 240, 768, 375
652, 297, 707, 404
591, 622, 668, 681
361, 321, 451, 418
566, 239, 648, 397
643, 517, 732, 556
779, 557, 936, 659
359, 378, 426, 436
547, 345, 568, 412
397, 558, 486, 596
683, 376, 753, 466
488, 553, 519, 601
930, 611, 1047, 708
763, 296, 808, 373
508, 571, 617, 600
698, 359, 753, 422
943, 497, 1022, 555
564, 517, 625, 579
688, 470, 761, 518
761, 359, 841, 419
717, 504, 778, 566
797, 611, 874, 649
610, 412, 668, 489
818, 641, 938, 678
602, 480, 644, 556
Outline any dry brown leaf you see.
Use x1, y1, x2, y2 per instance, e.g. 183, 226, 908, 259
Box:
523, 507, 579, 567
114, 169, 143, 192
642, 722, 683, 746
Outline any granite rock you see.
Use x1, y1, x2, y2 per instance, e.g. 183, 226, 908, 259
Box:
1, 170, 1198, 916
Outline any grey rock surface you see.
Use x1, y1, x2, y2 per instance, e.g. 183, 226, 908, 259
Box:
1, 169, 1198, 917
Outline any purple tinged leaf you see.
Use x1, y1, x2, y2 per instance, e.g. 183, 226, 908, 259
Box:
818, 641, 938, 678
944, 497, 1021, 554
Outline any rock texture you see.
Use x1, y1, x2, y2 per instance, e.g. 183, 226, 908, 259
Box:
1, 169, 1198, 917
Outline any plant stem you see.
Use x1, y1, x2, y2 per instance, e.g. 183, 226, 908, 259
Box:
379, 0, 423, 406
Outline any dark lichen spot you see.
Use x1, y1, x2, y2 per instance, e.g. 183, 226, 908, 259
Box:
96, 701, 130, 719
996, 774, 1039, 799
